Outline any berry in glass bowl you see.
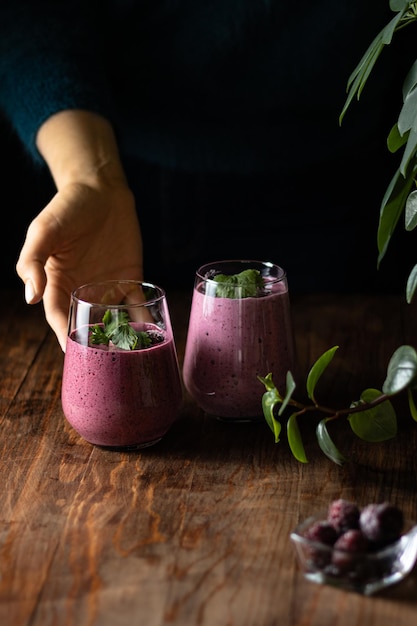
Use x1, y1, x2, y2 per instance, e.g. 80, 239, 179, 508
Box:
290, 500, 417, 595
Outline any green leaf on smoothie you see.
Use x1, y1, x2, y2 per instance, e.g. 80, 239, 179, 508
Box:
90, 310, 152, 350
212, 269, 264, 298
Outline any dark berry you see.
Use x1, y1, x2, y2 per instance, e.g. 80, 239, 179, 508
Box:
331, 529, 369, 575
359, 502, 404, 546
303, 520, 338, 570
146, 329, 165, 345
327, 499, 360, 533
304, 520, 339, 545
296, 500, 406, 585
333, 529, 368, 553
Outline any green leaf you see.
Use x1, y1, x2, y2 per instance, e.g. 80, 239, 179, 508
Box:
261, 388, 282, 442
316, 419, 347, 466
340, 38, 384, 123
390, 1, 412, 12
103, 311, 139, 350
382, 345, 417, 393
102, 309, 113, 328
109, 324, 139, 350
306, 346, 339, 402
258, 372, 275, 391
89, 309, 153, 351
406, 264, 417, 302
398, 85, 417, 135
377, 165, 416, 265
259, 371, 297, 443
407, 387, 417, 421
387, 124, 408, 153
348, 388, 397, 442
402, 57, 417, 98
399, 128, 417, 176
405, 189, 417, 229
340, 10, 406, 123
287, 413, 308, 463
211, 269, 264, 298
278, 370, 296, 416
90, 324, 110, 345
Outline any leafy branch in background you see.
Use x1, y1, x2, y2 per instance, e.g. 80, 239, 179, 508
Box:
259, 344, 417, 465
260, 1, 417, 464
340, 0, 417, 302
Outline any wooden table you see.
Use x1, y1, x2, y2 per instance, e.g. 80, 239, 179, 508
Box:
1, 287, 417, 626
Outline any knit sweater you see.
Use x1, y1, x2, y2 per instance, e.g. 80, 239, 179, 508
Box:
0, 0, 402, 174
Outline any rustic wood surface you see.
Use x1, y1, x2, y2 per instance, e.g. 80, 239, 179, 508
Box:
1, 287, 417, 626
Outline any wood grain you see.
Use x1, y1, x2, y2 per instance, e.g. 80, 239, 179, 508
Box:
1, 289, 417, 625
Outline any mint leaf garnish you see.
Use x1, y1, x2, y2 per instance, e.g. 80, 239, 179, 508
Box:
211, 269, 264, 298
90, 310, 152, 350
90, 324, 109, 346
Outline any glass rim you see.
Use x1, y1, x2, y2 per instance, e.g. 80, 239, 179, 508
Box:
71, 279, 166, 308
195, 259, 286, 284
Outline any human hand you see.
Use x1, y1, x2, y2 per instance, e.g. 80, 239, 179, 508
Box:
16, 110, 143, 351
16, 180, 143, 351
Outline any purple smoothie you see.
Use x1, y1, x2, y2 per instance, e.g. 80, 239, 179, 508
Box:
61, 323, 182, 447
183, 280, 295, 419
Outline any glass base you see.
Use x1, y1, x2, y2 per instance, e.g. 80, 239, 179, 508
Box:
303, 566, 411, 596
96, 437, 162, 451
211, 414, 264, 424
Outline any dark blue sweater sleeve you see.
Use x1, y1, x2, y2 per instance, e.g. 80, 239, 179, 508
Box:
0, 1, 113, 163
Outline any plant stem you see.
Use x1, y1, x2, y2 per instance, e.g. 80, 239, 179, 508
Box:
286, 391, 393, 419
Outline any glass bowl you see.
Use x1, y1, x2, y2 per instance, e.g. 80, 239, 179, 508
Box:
290, 513, 417, 595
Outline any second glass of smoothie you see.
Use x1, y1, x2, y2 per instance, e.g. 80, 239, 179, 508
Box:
61, 280, 183, 449
182, 260, 296, 421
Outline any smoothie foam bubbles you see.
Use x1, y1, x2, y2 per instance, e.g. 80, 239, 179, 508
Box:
62, 324, 182, 447
61, 280, 183, 449
183, 260, 296, 421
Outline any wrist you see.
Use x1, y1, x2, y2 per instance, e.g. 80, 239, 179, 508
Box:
36, 109, 127, 190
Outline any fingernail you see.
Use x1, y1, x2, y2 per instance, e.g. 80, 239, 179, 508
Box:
25, 280, 35, 304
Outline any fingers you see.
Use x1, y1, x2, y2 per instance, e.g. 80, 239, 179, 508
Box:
15, 183, 145, 353
17, 259, 47, 305
17, 253, 69, 351
16, 219, 50, 304
42, 287, 70, 352
15, 204, 70, 350
17, 251, 69, 351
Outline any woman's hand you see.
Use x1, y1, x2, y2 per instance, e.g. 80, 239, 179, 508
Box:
16, 110, 143, 351
16, 181, 143, 351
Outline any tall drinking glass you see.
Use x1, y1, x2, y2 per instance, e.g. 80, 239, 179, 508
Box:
61, 280, 182, 449
182, 260, 296, 421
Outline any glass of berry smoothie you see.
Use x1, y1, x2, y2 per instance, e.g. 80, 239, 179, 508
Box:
61, 280, 183, 449
182, 260, 296, 421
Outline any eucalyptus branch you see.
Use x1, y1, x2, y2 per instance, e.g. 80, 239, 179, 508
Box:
259, 345, 417, 466
341, 0, 417, 303
262, 1, 417, 466
283, 389, 393, 419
